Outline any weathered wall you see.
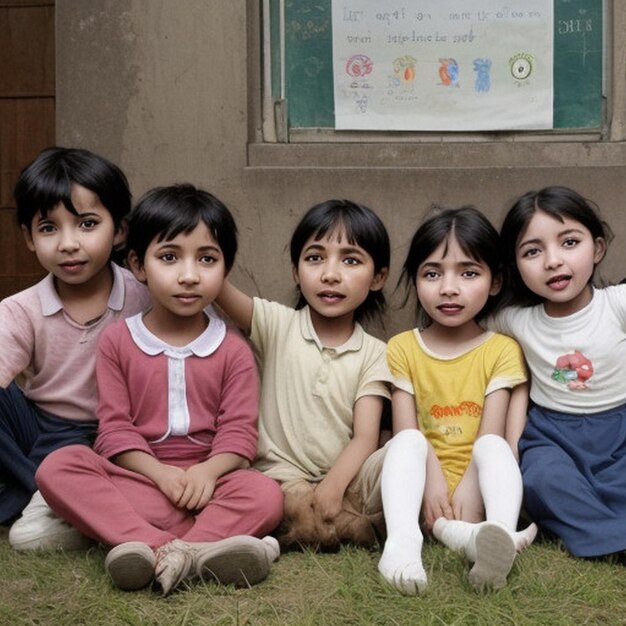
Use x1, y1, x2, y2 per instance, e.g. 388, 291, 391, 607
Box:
56, 0, 626, 338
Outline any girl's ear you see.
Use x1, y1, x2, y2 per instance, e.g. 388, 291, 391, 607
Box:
593, 237, 607, 264
127, 250, 147, 283
292, 265, 300, 286
489, 273, 503, 296
370, 267, 389, 292
21, 225, 36, 252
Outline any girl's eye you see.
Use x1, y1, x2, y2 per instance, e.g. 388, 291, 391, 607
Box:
462, 270, 479, 278
562, 238, 579, 248
37, 224, 56, 234
423, 271, 439, 280
159, 253, 176, 262
80, 219, 98, 230
521, 247, 540, 258
304, 254, 322, 263
343, 257, 360, 266
200, 255, 217, 264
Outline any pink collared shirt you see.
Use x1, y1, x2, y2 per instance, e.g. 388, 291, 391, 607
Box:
0, 263, 150, 421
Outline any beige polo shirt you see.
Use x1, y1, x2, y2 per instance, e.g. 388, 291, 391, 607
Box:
250, 298, 392, 482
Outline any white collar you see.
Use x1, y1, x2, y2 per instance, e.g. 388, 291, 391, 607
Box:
125, 305, 226, 358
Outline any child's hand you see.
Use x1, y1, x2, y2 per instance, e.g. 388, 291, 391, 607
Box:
152, 464, 188, 506
313, 478, 344, 521
422, 471, 453, 531
177, 464, 217, 511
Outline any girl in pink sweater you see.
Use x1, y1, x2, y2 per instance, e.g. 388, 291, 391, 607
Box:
36, 184, 283, 595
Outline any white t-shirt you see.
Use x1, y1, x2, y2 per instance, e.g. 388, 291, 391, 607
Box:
490, 285, 626, 414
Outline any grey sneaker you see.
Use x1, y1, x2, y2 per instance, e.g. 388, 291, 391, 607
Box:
194, 535, 275, 588
105, 542, 156, 591
9, 491, 92, 551
154, 539, 194, 596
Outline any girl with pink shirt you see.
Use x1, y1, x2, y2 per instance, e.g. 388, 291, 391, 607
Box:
36, 184, 283, 595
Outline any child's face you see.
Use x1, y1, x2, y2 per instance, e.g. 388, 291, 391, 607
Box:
416, 235, 498, 329
129, 221, 226, 323
293, 227, 386, 324
515, 210, 606, 317
22, 184, 123, 289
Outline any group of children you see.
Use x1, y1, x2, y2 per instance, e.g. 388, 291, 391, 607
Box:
1, 146, 625, 596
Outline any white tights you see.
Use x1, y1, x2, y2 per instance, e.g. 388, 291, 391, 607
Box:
378, 431, 537, 594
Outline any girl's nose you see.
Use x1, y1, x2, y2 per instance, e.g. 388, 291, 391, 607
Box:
439, 275, 460, 295
544, 247, 564, 269
58, 228, 80, 252
321, 261, 341, 283
178, 261, 200, 284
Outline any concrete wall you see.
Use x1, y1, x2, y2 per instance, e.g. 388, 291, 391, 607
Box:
56, 0, 626, 338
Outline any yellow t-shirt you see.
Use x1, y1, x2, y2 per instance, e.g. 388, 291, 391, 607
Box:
387, 329, 526, 494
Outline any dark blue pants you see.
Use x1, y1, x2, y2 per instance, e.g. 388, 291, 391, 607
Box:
0, 382, 96, 524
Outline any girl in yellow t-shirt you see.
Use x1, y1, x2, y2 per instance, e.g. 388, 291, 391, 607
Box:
378, 206, 537, 594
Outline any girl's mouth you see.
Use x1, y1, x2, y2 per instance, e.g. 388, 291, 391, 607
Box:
547, 275, 571, 290
318, 291, 345, 304
437, 303, 463, 315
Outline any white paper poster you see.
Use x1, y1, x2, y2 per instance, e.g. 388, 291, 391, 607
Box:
332, 1, 554, 131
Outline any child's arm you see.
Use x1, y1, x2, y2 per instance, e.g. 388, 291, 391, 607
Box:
181, 452, 249, 511
313, 394, 383, 521
476, 387, 510, 438
504, 382, 529, 461
393, 388, 453, 531
215, 280, 254, 335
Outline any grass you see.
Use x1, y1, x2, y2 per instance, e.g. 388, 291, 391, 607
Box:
2, 526, 626, 626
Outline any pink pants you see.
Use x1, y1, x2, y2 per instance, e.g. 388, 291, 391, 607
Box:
36, 445, 284, 549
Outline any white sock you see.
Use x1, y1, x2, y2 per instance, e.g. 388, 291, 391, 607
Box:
433, 517, 516, 590
378, 429, 428, 595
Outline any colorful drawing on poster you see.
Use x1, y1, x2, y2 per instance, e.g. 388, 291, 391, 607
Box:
473, 58, 492, 92
438, 58, 459, 87
510, 52, 534, 80
346, 54, 374, 78
393, 55, 417, 85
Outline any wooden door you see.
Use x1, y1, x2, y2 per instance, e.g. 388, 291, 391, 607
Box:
0, 0, 55, 299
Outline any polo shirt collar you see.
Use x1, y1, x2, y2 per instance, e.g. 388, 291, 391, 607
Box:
299, 305, 364, 354
39, 262, 126, 316
125, 305, 226, 358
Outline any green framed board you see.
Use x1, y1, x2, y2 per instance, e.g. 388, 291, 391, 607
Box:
270, 0, 603, 130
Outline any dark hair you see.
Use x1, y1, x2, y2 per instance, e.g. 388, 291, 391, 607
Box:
499, 186, 612, 307
127, 184, 238, 271
14, 146, 130, 231
289, 199, 390, 323
400, 205, 502, 325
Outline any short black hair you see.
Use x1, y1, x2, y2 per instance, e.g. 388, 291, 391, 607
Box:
499, 186, 612, 307
289, 199, 390, 323
127, 184, 238, 271
14, 146, 130, 231
400, 205, 502, 324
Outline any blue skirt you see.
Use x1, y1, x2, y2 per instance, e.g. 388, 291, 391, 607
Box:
519, 402, 626, 557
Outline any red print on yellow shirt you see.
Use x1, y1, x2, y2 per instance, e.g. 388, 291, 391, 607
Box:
430, 401, 482, 419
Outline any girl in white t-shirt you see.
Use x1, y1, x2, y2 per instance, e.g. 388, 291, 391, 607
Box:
493, 185, 626, 559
